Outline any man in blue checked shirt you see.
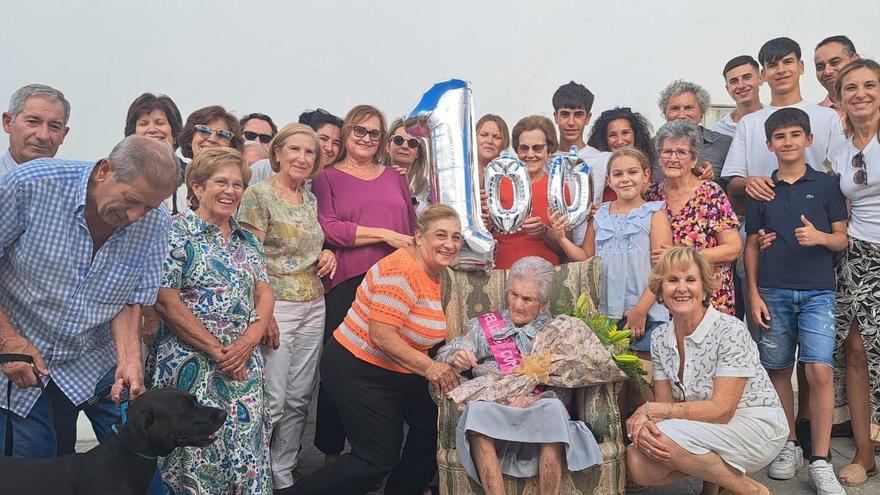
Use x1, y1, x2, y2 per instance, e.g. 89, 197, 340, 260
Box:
0, 134, 179, 458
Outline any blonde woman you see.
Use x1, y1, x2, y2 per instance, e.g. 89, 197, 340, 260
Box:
237, 123, 336, 491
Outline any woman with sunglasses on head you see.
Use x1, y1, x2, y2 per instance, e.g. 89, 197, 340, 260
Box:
300, 108, 344, 168
587, 107, 656, 201
249, 109, 345, 185
826, 59, 880, 487
310, 104, 417, 465
492, 115, 565, 270
385, 117, 430, 214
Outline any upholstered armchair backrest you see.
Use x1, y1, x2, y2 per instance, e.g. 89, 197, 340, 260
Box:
439, 257, 601, 340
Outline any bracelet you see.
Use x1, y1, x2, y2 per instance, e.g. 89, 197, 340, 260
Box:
645, 402, 655, 422
425, 360, 436, 377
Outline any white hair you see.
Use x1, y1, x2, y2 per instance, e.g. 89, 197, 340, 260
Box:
507, 256, 556, 305
657, 79, 711, 117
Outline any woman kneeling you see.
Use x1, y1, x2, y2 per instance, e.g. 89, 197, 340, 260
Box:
436, 257, 602, 495
626, 247, 788, 494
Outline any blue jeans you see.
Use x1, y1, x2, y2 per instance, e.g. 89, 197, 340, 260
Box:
630, 318, 666, 353
756, 288, 836, 369
0, 366, 119, 458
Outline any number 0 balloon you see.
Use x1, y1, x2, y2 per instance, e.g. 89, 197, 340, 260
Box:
547, 146, 593, 230
484, 150, 531, 234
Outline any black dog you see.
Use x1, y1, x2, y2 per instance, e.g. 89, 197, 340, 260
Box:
0, 387, 226, 495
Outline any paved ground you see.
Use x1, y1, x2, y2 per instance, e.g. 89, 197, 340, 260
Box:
77, 406, 879, 494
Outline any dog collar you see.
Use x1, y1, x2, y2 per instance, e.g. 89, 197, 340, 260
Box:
111, 424, 159, 460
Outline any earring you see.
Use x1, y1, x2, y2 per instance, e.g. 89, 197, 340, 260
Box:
656, 297, 664, 305
416, 241, 422, 246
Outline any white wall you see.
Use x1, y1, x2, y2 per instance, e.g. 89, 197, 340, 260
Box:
2, 0, 878, 160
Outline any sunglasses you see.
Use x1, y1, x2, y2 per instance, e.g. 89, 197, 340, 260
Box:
599, 106, 634, 120
853, 152, 867, 185
194, 124, 234, 142
243, 130, 273, 144
351, 125, 383, 142
391, 135, 419, 148
516, 143, 547, 154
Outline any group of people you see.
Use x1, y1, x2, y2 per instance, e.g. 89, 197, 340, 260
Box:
0, 32, 877, 495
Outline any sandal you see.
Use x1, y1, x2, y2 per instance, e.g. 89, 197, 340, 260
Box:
839, 462, 878, 487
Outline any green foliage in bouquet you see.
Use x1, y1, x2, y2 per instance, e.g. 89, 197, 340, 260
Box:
571, 293, 650, 389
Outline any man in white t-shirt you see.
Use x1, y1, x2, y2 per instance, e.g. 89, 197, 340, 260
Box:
722, 37, 845, 210
710, 56, 764, 138
550, 81, 610, 245
814, 35, 859, 115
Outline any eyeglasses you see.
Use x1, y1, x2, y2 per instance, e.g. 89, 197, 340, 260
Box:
853, 152, 867, 185
660, 149, 692, 160
305, 108, 344, 128
208, 177, 245, 192
516, 143, 547, 154
243, 131, 273, 144
391, 135, 419, 148
194, 124, 234, 142
351, 125, 383, 142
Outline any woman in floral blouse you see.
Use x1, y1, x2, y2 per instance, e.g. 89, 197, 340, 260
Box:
237, 123, 336, 491
150, 147, 275, 494
645, 120, 741, 315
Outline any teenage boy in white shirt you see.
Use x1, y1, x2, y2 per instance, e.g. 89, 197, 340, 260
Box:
722, 37, 845, 205
550, 81, 610, 244
711, 55, 764, 138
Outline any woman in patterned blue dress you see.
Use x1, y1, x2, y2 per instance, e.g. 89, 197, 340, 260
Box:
149, 147, 276, 494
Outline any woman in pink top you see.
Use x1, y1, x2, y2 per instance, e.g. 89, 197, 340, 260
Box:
311, 104, 417, 463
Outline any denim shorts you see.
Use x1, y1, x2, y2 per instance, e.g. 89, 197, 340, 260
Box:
756, 288, 836, 369
630, 318, 666, 353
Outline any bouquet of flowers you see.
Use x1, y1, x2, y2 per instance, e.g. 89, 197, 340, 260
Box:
447, 313, 627, 407
570, 293, 649, 389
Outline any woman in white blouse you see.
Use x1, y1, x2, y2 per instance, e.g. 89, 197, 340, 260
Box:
625, 247, 788, 495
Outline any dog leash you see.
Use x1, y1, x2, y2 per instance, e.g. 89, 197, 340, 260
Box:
1, 353, 45, 456
109, 388, 157, 461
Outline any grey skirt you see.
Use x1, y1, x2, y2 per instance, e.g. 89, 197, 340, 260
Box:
455, 398, 603, 483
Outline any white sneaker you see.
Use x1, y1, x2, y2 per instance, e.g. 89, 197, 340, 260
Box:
808, 460, 846, 495
768, 441, 803, 480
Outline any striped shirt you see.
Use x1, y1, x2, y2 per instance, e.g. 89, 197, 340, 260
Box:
334, 248, 446, 373
0, 159, 170, 416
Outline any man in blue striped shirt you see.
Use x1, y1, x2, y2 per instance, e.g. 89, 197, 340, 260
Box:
0, 135, 179, 458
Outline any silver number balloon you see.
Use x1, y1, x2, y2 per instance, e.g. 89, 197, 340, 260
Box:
547, 146, 593, 230
484, 150, 532, 234
405, 79, 496, 269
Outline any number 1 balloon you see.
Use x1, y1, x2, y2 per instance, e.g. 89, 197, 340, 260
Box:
484, 150, 531, 234
405, 79, 496, 269
547, 146, 593, 230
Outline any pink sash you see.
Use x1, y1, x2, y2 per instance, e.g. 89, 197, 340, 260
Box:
478, 311, 524, 373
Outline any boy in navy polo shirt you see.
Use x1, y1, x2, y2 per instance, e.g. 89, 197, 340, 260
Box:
744, 107, 848, 494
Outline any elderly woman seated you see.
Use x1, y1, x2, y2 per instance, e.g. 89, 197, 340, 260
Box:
625, 247, 788, 495
435, 256, 602, 495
